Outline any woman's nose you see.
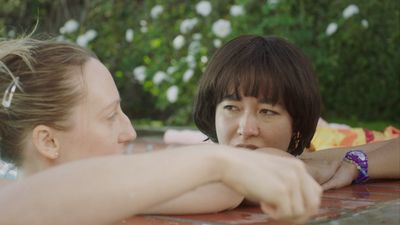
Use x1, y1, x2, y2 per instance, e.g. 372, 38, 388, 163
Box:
119, 113, 137, 143
237, 113, 260, 137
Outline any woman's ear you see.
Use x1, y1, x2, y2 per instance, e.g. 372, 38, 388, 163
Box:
32, 125, 60, 160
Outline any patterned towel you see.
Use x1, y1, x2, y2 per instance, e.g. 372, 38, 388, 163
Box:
311, 125, 399, 151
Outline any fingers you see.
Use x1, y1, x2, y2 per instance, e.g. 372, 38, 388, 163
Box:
261, 160, 321, 224
223, 150, 322, 224
300, 170, 322, 222
289, 163, 321, 224
260, 202, 276, 217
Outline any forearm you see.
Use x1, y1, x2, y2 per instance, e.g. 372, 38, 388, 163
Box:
145, 183, 243, 214
0, 145, 226, 225
328, 138, 396, 154
368, 138, 400, 179
302, 138, 399, 161
145, 147, 292, 214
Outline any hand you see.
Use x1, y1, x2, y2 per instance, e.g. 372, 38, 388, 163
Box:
299, 150, 346, 184
321, 160, 359, 190
302, 156, 342, 184
255, 147, 295, 158
221, 149, 322, 224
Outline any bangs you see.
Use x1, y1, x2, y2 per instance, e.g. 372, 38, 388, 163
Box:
214, 49, 283, 105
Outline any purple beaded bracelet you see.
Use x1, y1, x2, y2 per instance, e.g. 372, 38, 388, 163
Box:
344, 150, 369, 184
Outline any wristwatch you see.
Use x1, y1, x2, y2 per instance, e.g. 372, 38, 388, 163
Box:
344, 150, 369, 184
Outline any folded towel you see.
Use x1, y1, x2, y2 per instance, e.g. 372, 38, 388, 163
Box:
311, 126, 399, 151
163, 129, 209, 145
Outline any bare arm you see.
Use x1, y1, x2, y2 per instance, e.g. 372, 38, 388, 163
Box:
300, 137, 400, 190
173, 147, 297, 210
2, 145, 222, 225
368, 137, 400, 179
145, 183, 243, 214
0, 144, 321, 225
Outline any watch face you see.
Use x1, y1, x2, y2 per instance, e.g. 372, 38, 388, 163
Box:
353, 151, 366, 160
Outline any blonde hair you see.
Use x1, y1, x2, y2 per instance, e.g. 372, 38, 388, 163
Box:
0, 36, 96, 165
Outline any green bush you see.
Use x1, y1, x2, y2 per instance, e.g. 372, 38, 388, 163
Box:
1, 0, 398, 126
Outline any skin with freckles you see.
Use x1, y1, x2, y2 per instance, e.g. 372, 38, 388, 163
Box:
51, 59, 136, 162
20, 59, 137, 176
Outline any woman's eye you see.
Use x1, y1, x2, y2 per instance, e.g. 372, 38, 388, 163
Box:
259, 109, 277, 116
223, 105, 239, 111
108, 112, 118, 121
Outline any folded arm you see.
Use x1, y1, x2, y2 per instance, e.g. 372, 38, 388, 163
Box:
300, 137, 400, 190
0, 144, 321, 225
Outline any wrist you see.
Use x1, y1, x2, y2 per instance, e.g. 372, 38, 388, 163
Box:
343, 150, 369, 184
343, 160, 360, 180
204, 145, 230, 183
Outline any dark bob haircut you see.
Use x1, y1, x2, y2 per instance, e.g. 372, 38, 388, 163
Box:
193, 35, 321, 156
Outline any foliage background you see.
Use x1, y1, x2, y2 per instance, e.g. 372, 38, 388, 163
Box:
1, 0, 399, 128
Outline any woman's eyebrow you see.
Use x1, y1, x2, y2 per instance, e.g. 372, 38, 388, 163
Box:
221, 94, 241, 101
258, 98, 274, 104
100, 98, 121, 112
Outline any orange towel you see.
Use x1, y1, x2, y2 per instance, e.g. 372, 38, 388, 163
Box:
311, 125, 399, 151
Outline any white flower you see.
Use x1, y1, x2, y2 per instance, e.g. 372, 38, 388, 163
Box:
196, 1, 212, 16
213, 39, 222, 48
180, 18, 199, 34
77, 30, 97, 46
140, 20, 147, 26
167, 66, 177, 74
188, 40, 201, 55
186, 55, 196, 68
125, 29, 134, 42
134, 73, 146, 83
150, 5, 164, 19
166, 85, 179, 103
361, 19, 369, 28
192, 33, 202, 40
153, 71, 167, 85
140, 20, 148, 33
201, 56, 208, 64
183, 69, 194, 82
173, 35, 185, 50
60, 19, 79, 34
342, 4, 359, 19
267, 0, 279, 5
76, 35, 89, 47
325, 22, 338, 36
56, 35, 67, 42
140, 27, 148, 33
85, 29, 97, 41
133, 66, 146, 82
212, 19, 231, 38
230, 5, 244, 16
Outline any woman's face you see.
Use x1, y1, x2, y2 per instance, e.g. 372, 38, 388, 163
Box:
215, 95, 292, 151
55, 58, 136, 163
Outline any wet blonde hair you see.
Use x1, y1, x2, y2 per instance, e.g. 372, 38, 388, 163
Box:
0, 37, 96, 165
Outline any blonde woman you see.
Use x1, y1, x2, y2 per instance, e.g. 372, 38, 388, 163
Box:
0, 37, 321, 225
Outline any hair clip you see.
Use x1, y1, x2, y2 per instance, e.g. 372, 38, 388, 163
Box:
2, 77, 19, 108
